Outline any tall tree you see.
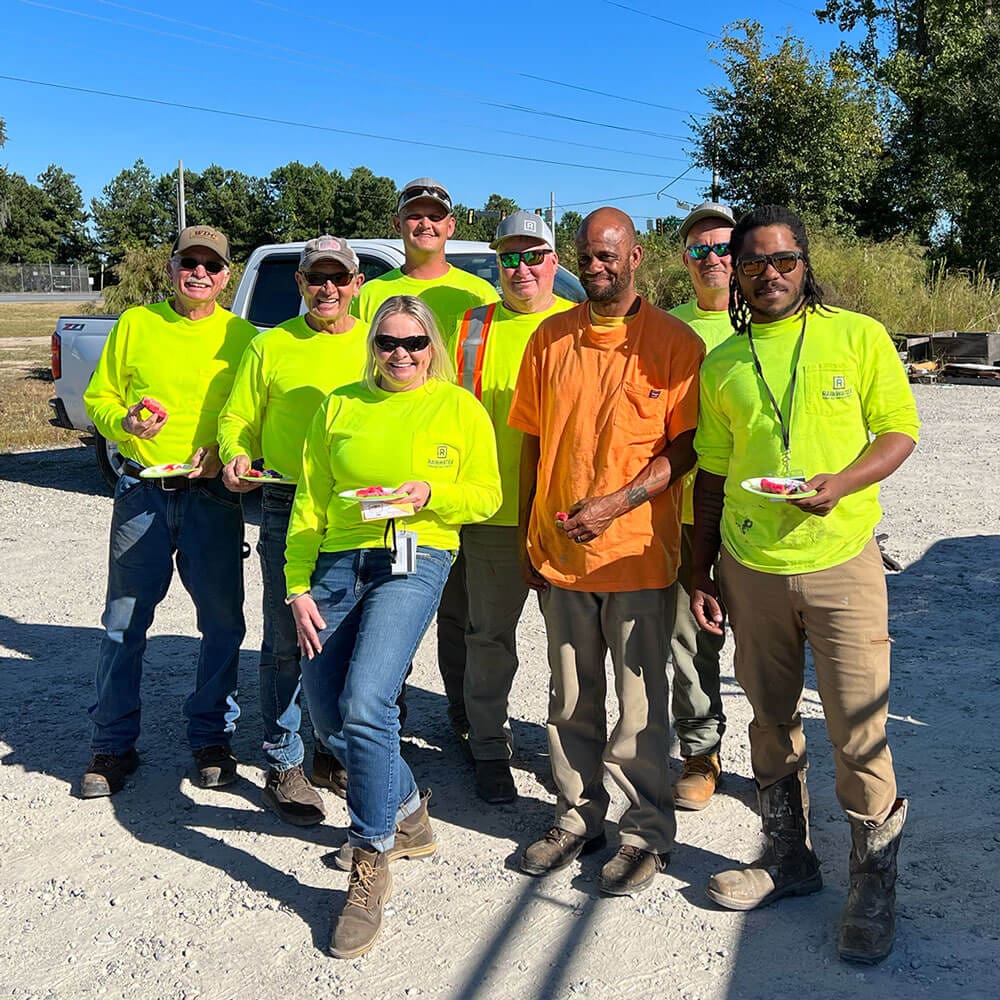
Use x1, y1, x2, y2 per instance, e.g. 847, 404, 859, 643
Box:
185, 164, 271, 257
37, 165, 93, 262
690, 21, 884, 229
331, 167, 397, 239
0, 169, 50, 262
265, 162, 343, 241
91, 158, 173, 264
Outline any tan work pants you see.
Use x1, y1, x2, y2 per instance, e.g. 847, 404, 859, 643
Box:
719, 536, 897, 824
540, 584, 676, 854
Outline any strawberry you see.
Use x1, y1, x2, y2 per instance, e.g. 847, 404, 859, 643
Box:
141, 396, 167, 419
357, 486, 389, 497
555, 511, 569, 521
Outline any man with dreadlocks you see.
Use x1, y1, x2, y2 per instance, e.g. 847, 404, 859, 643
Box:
689, 205, 919, 964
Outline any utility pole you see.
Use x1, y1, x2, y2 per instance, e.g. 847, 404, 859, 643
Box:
711, 125, 720, 202
550, 191, 556, 233
176, 159, 187, 232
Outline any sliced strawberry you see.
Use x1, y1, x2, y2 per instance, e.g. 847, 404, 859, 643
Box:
141, 396, 167, 418
760, 478, 792, 495
555, 511, 569, 521
357, 486, 389, 497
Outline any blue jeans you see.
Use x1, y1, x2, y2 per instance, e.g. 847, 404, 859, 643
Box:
299, 545, 452, 851
89, 472, 246, 753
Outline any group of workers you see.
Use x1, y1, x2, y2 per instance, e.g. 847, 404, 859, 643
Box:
78, 175, 919, 966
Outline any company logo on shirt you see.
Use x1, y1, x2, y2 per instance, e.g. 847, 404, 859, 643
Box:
822, 374, 854, 400
428, 444, 455, 468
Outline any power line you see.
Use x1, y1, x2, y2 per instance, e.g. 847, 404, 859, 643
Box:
602, 2, 720, 39
0, 74, 708, 182
518, 75, 699, 117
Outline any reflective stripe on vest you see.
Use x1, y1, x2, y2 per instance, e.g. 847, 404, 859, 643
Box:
455, 302, 497, 400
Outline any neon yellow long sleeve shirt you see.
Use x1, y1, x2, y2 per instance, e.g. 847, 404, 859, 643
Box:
284, 379, 502, 594
695, 307, 920, 574
217, 315, 369, 480
83, 300, 258, 468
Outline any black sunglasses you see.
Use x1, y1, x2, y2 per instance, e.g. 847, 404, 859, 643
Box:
400, 185, 450, 205
737, 250, 804, 277
302, 270, 355, 287
685, 242, 730, 261
175, 256, 226, 274
498, 249, 552, 268
374, 334, 431, 353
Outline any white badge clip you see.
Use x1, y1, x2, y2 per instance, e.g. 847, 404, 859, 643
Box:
385, 519, 418, 576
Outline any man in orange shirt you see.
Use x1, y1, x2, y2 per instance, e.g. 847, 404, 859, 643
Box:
509, 207, 704, 895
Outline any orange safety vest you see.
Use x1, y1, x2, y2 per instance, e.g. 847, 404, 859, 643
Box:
454, 303, 498, 400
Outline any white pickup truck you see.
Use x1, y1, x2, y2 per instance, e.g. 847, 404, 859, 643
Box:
50, 238, 585, 487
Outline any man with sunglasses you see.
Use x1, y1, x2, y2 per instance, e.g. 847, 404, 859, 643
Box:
662, 202, 738, 812
451, 211, 574, 804
353, 177, 499, 746
690, 205, 918, 964
510, 207, 704, 896
81, 225, 257, 797
219, 235, 368, 825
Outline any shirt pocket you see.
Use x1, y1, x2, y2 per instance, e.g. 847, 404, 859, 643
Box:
412, 431, 462, 484
801, 363, 861, 422
614, 380, 668, 448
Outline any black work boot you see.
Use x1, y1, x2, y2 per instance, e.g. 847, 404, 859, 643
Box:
707, 770, 823, 910
838, 797, 908, 965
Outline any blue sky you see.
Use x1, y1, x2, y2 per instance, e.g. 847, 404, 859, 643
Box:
1, 0, 856, 232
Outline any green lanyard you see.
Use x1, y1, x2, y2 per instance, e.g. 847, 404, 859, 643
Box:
746, 312, 807, 475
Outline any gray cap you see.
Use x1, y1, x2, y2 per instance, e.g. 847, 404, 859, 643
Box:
298, 235, 359, 273
490, 210, 555, 251
678, 201, 736, 242
397, 177, 453, 215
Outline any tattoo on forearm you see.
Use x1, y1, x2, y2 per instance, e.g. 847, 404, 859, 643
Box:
626, 485, 649, 508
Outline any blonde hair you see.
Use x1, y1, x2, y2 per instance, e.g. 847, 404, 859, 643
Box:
364, 295, 456, 391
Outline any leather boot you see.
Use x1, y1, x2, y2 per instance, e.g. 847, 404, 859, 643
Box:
707, 770, 823, 910
838, 797, 907, 965
329, 847, 392, 959
333, 790, 437, 871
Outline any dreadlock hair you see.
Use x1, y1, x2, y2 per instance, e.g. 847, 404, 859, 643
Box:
727, 205, 828, 336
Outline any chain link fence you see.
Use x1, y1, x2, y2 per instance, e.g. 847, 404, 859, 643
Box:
0, 262, 92, 294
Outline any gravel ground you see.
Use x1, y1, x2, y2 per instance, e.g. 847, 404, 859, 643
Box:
1, 383, 998, 1000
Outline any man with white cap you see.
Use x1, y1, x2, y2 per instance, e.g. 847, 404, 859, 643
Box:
665, 201, 737, 810
354, 177, 499, 742
81, 225, 257, 797
451, 210, 573, 803
219, 235, 367, 825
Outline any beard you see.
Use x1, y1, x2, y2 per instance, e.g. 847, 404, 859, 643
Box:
583, 264, 633, 304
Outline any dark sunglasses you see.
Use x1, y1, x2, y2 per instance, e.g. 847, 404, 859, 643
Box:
374, 334, 431, 353
685, 242, 730, 261
302, 270, 355, 287
737, 250, 804, 277
175, 256, 226, 274
400, 185, 450, 205
498, 249, 552, 269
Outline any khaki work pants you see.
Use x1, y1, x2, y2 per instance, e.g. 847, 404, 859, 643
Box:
719, 536, 897, 824
462, 524, 530, 761
540, 584, 677, 854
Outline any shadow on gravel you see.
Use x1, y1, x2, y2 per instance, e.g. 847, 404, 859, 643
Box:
708, 534, 1000, 1000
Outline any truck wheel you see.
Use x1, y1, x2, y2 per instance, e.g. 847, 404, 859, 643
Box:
94, 432, 127, 490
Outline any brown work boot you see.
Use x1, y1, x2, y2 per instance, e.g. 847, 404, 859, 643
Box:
520, 827, 607, 876
329, 847, 392, 959
311, 745, 347, 798
333, 790, 437, 871
192, 744, 238, 788
707, 770, 823, 910
80, 749, 140, 798
599, 845, 668, 896
673, 752, 721, 811
261, 765, 326, 826
838, 798, 908, 965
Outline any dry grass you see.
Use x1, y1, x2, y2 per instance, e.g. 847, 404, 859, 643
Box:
0, 302, 93, 453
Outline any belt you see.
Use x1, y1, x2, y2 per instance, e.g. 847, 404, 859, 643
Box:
122, 459, 197, 492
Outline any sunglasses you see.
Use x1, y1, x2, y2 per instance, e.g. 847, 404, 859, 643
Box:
175, 256, 226, 274
374, 334, 431, 353
685, 242, 730, 261
498, 249, 552, 269
400, 185, 450, 206
737, 250, 804, 277
302, 270, 355, 287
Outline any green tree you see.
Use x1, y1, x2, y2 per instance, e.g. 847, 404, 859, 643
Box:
331, 167, 397, 238
453, 194, 521, 242
183, 165, 270, 259
555, 210, 583, 271
690, 21, 884, 229
37, 165, 93, 262
91, 159, 173, 265
0, 169, 50, 261
265, 162, 343, 241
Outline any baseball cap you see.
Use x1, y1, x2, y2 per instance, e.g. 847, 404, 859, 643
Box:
397, 177, 453, 215
172, 225, 230, 264
678, 202, 736, 243
490, 210, 555, 251
298, 235, 360, 273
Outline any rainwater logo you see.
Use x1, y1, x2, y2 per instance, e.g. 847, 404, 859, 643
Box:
428, 445, 455, 468
822, 374, 853, 400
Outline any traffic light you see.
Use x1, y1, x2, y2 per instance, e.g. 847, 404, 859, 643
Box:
655, 218, 664, 236
467, 209, 475, 224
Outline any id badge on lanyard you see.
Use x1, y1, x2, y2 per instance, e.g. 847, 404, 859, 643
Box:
383, 518, 417, 576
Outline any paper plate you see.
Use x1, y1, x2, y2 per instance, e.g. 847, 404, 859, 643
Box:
741, 477, 818, 501
238, 473, 297, 486
139, 463, 194, 478
339, 488, 409, 502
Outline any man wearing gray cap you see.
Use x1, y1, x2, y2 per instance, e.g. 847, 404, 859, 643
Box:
354, 177, 499, 742
451, 210, 573, 802
81, 225, 257, 796
219, 235, 368, 825
665, 201, 737, 811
